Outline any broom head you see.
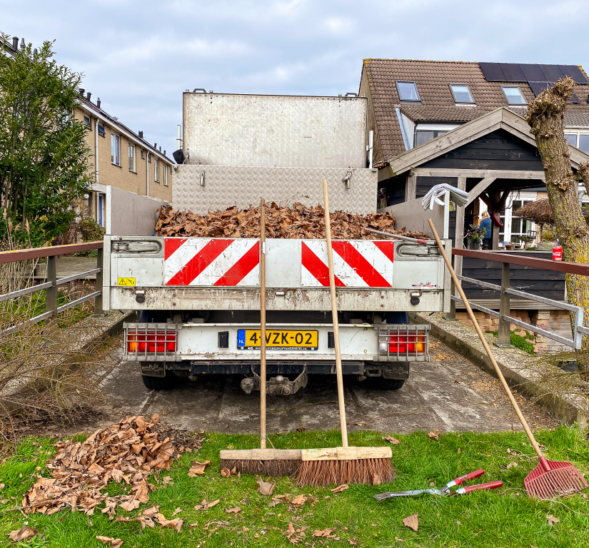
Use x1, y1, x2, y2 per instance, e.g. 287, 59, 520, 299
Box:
296, 447, 394, 487
220, 449, 301, 477
525, 457, 587, 499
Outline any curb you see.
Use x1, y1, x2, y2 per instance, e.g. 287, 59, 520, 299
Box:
414, 313, 589, 427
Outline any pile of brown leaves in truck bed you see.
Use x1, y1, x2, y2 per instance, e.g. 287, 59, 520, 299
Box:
22, 415, 203, 519
155, 203, 427, 240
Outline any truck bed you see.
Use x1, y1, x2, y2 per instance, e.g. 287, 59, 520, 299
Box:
103, 236, 451, 313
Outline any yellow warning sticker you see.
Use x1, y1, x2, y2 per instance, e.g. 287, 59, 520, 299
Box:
118, 277, 136, 287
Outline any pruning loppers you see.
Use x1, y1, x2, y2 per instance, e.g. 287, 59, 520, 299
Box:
374, 469, 502, 500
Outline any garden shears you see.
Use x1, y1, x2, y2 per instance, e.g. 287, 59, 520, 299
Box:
374, 469, 503, 500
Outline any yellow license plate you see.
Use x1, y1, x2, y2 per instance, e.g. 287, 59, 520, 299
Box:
118, 277, 136, 286
237, 329, 318, 351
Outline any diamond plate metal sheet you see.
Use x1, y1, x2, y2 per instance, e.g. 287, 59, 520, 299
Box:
173, 166, 378, 215
183, 93, 367, 168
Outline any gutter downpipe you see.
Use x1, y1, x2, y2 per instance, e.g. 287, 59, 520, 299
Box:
146, 152, 149, 197
95, 116, 99, 219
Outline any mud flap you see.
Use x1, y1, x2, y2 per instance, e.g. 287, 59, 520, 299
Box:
382, 362, 410, 380
140, 362, 166, 378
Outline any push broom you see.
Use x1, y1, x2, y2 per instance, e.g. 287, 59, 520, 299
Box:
428, 219, 587, 499
220, 199, 301, 476
296, 180, 394, 487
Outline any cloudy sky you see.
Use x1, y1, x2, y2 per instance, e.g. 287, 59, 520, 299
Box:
4, 0, 589, 155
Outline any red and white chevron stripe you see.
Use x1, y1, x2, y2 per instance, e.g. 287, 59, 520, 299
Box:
301, 240, 394, 288
164, 238, 260, 286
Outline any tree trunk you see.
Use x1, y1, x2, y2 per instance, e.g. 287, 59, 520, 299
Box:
526, 77, 589, 373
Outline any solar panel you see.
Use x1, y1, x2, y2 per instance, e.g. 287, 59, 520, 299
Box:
479, 62, 506, 82
569, 92, 580, 104
499, 63, 526, 82
529, 81, 552, 96
539, 64, 565, 82
520, 64, 545, 82
559, 65, 587, 84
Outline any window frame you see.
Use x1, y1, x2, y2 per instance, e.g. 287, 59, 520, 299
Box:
449, 83, 475, 105
154, 157, 160, 182
395, 81, 421, 103
564, 130, 589, 153
111, 133, 121, 166
501, 86, 526, 105
163, 163, 168, 186
128, 143, 136, 172
83, 115, 92, 130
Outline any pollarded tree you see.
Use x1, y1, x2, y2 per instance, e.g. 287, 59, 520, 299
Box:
526, 77, 589, 370
0, 36, 92, 246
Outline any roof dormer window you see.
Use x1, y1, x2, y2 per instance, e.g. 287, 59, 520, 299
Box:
502, 86, 526, 105
396, 81, 421, 103
450, 84, 475, 105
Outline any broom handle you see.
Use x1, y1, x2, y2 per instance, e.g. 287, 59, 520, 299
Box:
323, 179, 348, 448
428, 219, 544, 460
260, 199, 267, 450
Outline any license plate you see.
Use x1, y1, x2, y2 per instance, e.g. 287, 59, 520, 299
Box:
237, 329, 318, 351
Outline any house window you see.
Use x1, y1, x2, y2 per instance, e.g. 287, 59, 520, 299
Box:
111, 134, 120, 166
502, 86, 526, 105
396, 81, 420, 102
97, 124, 106, 137
163, 164, 168, 186
141, 149, 145, 160
498, 195, 536, 245
564, 131, 589, 153
128, 144, 136, 172
414, 124, 458, 147
154, 158, 160, 182
450, 84, 474, 104
83, 115, 91, 129
147, 152, 151, 163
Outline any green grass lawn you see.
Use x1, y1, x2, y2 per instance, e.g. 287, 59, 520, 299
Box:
1, 427, 589, 547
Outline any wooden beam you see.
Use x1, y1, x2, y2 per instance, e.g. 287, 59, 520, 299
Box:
412, 168, 545, 180
466, 177, 496, 206
454, 176, 467, 277
405, 173, 416, 200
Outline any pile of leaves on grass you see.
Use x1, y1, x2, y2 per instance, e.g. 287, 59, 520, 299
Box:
22, 415, 204, 520
155, 202, 428, 240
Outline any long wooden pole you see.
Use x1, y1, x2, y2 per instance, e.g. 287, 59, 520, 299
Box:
323, 180, 348, 447
428, 219, 544, 460
260, 199, 267, 449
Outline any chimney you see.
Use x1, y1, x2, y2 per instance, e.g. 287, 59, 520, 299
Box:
97, 98, 101, 108
154, 143, 157, 149
159, 146, 162, 152
79, 88, 85, 97
12, 37, 18, 51
20, 38, 25, 50
139, 131, 144, 138
164, 150, 166, 155
86, 92, 91, 101
33, 48, 37, 55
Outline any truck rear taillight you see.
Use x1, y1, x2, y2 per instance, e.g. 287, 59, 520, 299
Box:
378, 325, 430, 361
388, 333, 426, 354
127, 331, 176, 353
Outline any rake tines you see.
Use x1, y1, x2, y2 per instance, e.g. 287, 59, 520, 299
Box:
525, 458, 588, 499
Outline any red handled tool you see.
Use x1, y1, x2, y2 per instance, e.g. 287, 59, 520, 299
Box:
374, 469, 502, 499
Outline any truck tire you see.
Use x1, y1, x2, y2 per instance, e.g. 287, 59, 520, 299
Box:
375, 378, 405, 391
142, 375, 173, 390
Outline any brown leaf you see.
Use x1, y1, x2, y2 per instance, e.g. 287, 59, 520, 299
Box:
172, 507, 183, 516
221, 467, 232, 477
162, 476, 174, 487
428, 429, 440, 441
313, 528, 336, 538
403, 513, 419, 532
331, 484, 349, 493
285, 522, 308, 545
546, 514, 560, 526
96, 536, 123, 547
119, 498, 140, 512
382, 436, 401, 445
9, 526, 39, 542
395, 537, 406, 542
194, 499, 220, 511
188, 460, 210, 477
226, 506, 241, 514
507, 462, 518, 469
257, 477, 276, 496
348, 538, 358, 545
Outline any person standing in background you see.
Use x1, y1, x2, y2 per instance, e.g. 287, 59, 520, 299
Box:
480, 211, 492, 249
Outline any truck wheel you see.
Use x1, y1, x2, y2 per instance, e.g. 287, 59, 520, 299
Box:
142, 375, 173, 390
376, 379, 405, 391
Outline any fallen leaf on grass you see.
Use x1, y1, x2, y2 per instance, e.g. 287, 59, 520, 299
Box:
221, 467, 238, 477
285, 522, 308, 545
257, 477, 276, 496
189, 522, 198, 527
119, 498, 140, 512
331, 484, 349, 493
546, 514, 560, 526
188, 461, 211, 476
9, 526, 39, 542
348, 538, 358, 545
195, 499, 220, 511
96, 536, 123, 547
457, 448, 461, 454
383, 436, 400, 445
226, 507, 242, 514
395, 537, 406, 542
172, 507, 183, 516
296, 427, 306, 432
162, 476, 174, 487
403, 513, 419, 532
507, 462, 518, 469
155, 513, 183, 532
313, 528, 337, 538
429, 429, 440, 441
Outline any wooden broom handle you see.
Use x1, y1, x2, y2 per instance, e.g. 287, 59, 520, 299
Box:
323, 179, 348, 447
260, 199, 267, 449
428, 219, 544, 459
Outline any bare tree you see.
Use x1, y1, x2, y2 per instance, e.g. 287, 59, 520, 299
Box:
526, 77, 589, 372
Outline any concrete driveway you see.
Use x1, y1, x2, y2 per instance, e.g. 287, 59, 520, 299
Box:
94, 337, 556, 434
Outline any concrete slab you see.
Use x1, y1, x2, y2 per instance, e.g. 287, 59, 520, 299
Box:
91, 336, 558, 435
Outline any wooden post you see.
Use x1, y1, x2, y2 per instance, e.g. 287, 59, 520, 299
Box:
259, 199, 267, 450
454, 176, 467, 277
46, 256, 57, 319
445, 255, 457, 321
405, 173, 417, 201
93, 247, 105, 316
491, 191, 501, 250
497, 262, 512, 347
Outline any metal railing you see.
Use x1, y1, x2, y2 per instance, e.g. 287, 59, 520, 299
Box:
448, 249, 589, 350
0, 241, 104, 334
